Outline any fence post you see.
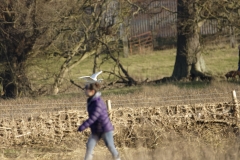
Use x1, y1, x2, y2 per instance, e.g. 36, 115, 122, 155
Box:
238, 45, 240, 70
232, 90, 239, 126
106, 100, 112, 120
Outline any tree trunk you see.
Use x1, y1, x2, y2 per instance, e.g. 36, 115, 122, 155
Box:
230, 26, 236, 48
93, 45, 102, 74
0, 0, 37, 98
238, 45, 240, 71
123, 36, 129, 58
1, 41, 34, 98
120, 22, 129, 58
1, 70, 17, 98
52, 64, 69, 95
172, 0, 206, 80
1, 50, 33, 98
51, 48, 96, 95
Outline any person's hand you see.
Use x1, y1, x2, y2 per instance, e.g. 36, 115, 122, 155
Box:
77, 128, 81, 132
77, 125, 81, 132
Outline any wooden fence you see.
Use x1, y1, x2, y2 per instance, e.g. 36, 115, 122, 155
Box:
107, 90, 240, 126
129, 0, 218, 37
128, 31, 153, 54
128, 0, 220, 48
0, 91, 239, 147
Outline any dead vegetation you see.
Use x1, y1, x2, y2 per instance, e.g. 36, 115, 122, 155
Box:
0, 83, 240, 159
0, 102, 239, 159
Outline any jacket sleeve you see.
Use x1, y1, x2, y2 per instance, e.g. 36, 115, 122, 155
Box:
78, 103, 102, 132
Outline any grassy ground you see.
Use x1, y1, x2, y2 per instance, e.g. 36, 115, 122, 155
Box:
23, 44, 240, 100
72, 45, 238, 80
1, 142, 239, 160
27, 45, 239, 92
1, 46, 240, 160
0, 127, 239, 160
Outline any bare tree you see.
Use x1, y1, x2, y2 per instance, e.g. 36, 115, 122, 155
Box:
0, 0, 135, 97
0, 0, 41, 98
50, 0, 116, 94
172, 0, 240, 80
49, 0, 138, 94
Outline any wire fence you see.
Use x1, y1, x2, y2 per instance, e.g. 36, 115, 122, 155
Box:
0, 90, 237, 119
0, 102, 86, 119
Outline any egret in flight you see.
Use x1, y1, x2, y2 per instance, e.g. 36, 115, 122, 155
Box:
78, 71, 103, 84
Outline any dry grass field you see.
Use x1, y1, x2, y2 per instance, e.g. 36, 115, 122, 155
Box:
1, 81, 240, 159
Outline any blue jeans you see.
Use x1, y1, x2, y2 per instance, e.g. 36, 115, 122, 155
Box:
84, 131, 119, 160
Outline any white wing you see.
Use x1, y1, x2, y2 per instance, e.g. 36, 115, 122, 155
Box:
78, 71, 103, 84
90, 71, 103, 80
78, 76, 90, 79
79, 76, 97, 83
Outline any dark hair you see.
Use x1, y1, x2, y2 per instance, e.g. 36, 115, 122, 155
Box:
85, 83, 101, 92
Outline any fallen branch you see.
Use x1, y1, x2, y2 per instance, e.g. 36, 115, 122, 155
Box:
15, 132, 31, 138
0, 127, 11, 130
70, 79, 84, 90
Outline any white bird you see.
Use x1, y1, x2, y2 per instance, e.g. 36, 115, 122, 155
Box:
78, 71, 103, 84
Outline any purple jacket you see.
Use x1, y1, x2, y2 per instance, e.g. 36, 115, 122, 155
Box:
78, 92, 114, 134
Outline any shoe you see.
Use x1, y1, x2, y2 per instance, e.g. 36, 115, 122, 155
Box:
114, 155, 121, 160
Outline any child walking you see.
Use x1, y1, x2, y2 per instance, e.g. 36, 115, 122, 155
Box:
78, 83, 120, 160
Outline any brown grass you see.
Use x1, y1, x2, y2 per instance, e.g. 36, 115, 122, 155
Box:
1, 81, 240, 118
1, 82, 240, 159
0, 103, 239, 159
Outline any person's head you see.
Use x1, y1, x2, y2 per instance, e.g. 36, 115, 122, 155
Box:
84, 83, 101, 97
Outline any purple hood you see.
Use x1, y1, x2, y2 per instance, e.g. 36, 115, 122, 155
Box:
78, 92, 114, 134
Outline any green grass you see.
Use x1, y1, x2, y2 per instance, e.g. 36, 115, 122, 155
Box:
27, 49, 177, 87
202, 46, 238, 76
68, 53, 170, 82
102, 86, 143, 95
175, 81, 211, 89
72, 46, 239, 81
45, 48, 176, 81
24, 45, 239, 96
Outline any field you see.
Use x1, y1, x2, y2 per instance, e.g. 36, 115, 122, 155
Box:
26, 45, 239, 92
1, 82, 240, 159
71, 45, 238, 79
1, 46, 240, 160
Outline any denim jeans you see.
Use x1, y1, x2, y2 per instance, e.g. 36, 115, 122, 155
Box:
84, 131, 120, 160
